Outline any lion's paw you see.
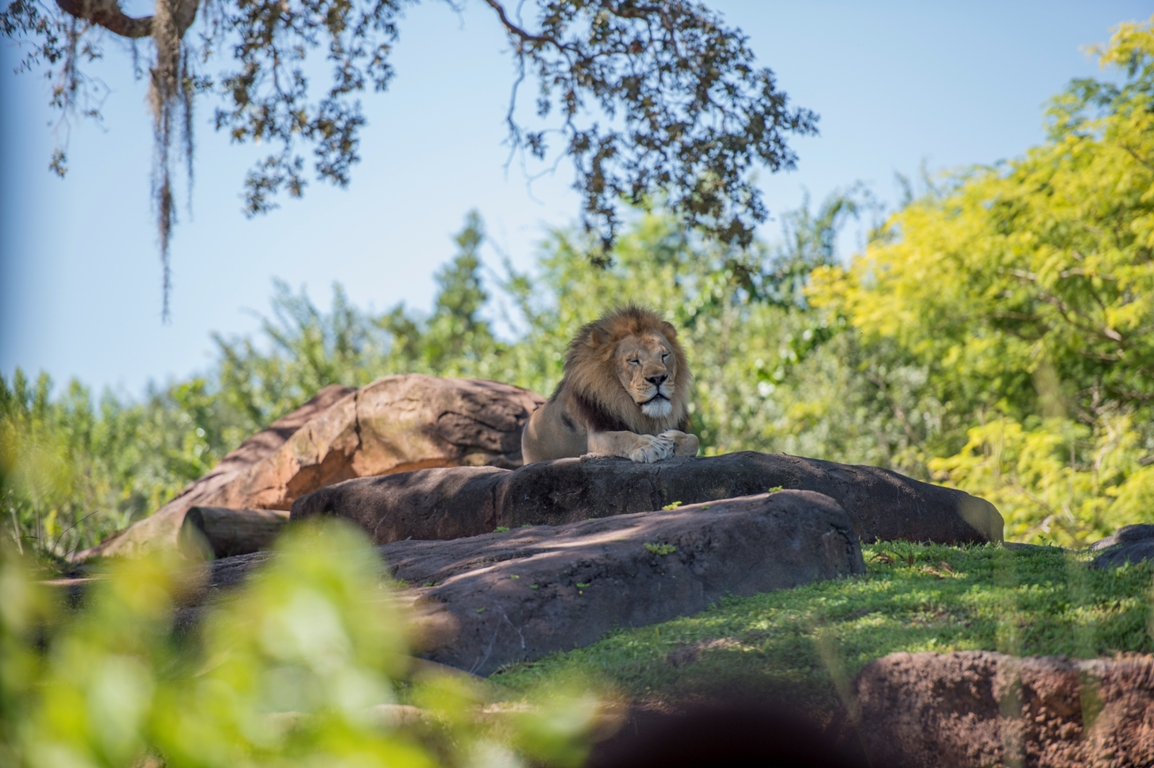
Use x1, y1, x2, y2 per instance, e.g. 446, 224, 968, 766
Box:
628, 434, 675, 463
659, 430, 700, 457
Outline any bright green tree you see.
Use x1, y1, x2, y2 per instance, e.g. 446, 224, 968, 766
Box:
809, 17, 1154, 544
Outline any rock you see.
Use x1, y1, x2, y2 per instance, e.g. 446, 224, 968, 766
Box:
168, 491, 863, 671
294, 465, 511, 543
74, 384, 354, 561
76, 376, 544, 560
386, 491, 864, 675
293, 451, 1003, 546
1089, 524, 1154, 570
851, 651, 1154, 768
178, 507, 290, 560
248, 375, 542, 508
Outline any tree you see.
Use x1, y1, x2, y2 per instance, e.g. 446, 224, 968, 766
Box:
1, 0, 818, 316
807, 17, 1154, 543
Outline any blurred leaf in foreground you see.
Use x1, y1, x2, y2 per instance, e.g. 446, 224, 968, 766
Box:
2, 521, 598, 767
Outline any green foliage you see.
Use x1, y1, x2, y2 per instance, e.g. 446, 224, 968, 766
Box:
0, 522, 599, 767
808, 17, 1154, 544
214, 279, 387, 431
2, 185, 877, 556
0, 370, 238, 559
492, 543, 1154, 715
643, 543, 678, 556
5, 20, 1154, 554
376, 212, 510, 380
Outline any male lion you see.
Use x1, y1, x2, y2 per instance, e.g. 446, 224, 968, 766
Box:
521, 306, 700, 463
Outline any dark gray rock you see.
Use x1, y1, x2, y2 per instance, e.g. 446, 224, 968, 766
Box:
292, 451, 1003, 546
1089, 524, 1154, 570
179, 506, 290, 560
168, 491, 863, 674
389, 491, 864, 675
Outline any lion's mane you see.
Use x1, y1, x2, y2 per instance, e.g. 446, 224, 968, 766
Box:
558, 305, 692, 435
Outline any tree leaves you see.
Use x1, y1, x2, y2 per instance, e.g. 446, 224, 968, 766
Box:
3, 0, 816, 309
809, 17, 1154, 544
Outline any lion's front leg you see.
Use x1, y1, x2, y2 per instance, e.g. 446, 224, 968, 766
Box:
586, 430, 675, 463
659, 430, 700, 457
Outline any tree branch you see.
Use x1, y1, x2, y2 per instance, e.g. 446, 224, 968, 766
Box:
54, 0, 198, 40
1003, 267, 1126, 344
55, 0, 152, 38
482, 0, 572, 52
1120, 142, 1154, 172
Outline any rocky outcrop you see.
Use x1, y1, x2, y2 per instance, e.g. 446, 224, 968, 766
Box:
74, 384, 354, 561
390, 491, 864, 675
172, 491, 862, 674
293, 451, 1003, 546
1089, 524, 1154, 570
251, 375, 543, 507
851, 651, 1154, 768
78, 376, 544, 560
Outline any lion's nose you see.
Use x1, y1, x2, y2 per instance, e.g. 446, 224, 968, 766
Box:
647, 374, 667, 387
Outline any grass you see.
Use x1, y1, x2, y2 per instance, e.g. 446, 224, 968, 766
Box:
489, 542, 1154, 717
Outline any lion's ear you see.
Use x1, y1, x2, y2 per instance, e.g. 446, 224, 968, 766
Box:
588, 326, 610, 347
660, 321, 677, 340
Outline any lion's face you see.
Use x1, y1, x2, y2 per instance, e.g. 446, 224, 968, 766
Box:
614, 332, 678, 419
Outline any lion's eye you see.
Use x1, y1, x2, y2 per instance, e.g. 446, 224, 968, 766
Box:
629, 359, 640, 365
661, 352, 669, 361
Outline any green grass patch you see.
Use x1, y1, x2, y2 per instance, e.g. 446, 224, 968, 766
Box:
490, 543, 1154, 715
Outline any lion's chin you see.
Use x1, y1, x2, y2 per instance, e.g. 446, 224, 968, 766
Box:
640, 398, 673, 419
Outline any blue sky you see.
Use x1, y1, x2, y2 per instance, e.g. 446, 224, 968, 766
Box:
1, 1, 1148, 397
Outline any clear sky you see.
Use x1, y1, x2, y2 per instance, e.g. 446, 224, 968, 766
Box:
1, 1, 1148, 398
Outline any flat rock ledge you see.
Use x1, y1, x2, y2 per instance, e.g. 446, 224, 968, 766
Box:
387, 490, 864, 675
852, 650, 1154, 768
292, 451, 1003, 547
180, 491, 864, 676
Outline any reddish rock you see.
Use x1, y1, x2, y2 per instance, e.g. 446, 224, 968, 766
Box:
292, 451, 1003, 546
227, 375, 542, 511
78, 376, 544, 560
851, 651, 1154, 768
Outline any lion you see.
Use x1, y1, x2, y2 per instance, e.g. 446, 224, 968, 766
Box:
521, 306, 700, 464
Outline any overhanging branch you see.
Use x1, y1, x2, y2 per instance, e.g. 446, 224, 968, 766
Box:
54, 0, 198, 40
482, 0, 569, 51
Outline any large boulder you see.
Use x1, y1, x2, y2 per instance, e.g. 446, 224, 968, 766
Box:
851, 651, 1154, 768
78, 376, 544, 560
389, 491, 864, 675
170, 491, 863, 672
293, 451, 1003, 546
